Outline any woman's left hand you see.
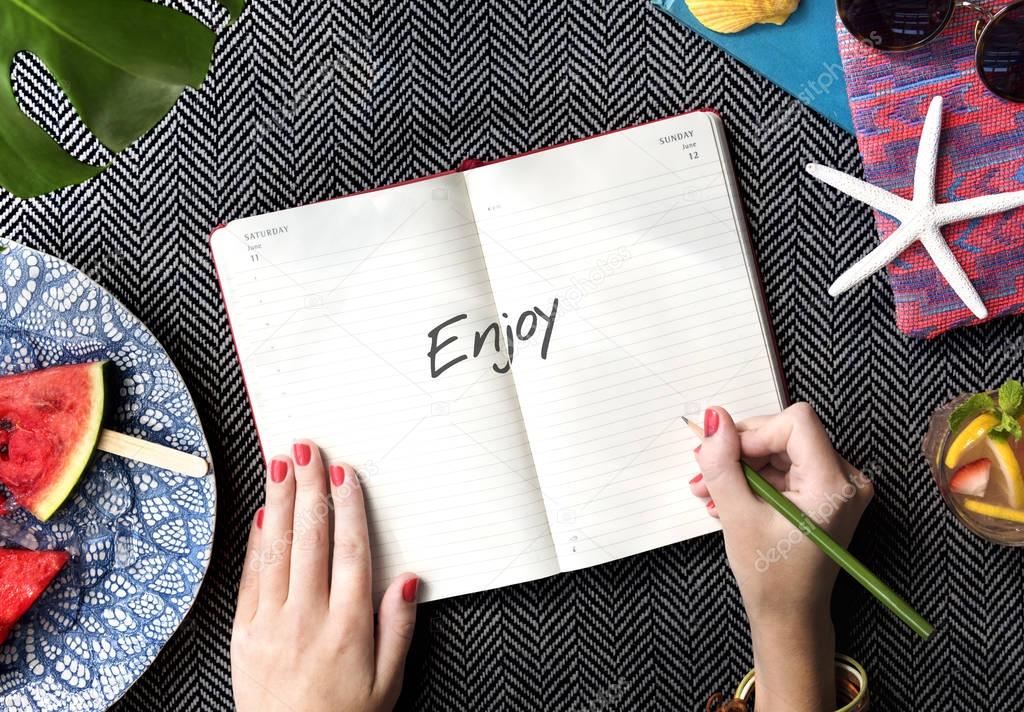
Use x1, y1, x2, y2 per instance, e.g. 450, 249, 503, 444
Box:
231, 439, 419, 712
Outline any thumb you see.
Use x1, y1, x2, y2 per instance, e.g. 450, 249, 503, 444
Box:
695, 406, 757, 517
374, 573, 419, 702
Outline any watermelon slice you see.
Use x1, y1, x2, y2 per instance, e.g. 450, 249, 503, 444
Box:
0, 548, 69, 646
0, 362, 106, 521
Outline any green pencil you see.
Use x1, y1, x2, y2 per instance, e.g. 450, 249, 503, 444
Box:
681, 415, 933, 640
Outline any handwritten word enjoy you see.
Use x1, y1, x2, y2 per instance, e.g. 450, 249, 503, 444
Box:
427, 299, 559, 378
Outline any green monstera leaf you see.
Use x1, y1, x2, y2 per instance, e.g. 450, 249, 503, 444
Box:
0, 0, 243, 199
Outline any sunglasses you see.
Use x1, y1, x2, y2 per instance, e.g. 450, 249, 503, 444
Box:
837, 0, 1024, 102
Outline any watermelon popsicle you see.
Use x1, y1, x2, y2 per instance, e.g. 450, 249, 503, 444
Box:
0, 362, 208, 522
0, 548, 69, 646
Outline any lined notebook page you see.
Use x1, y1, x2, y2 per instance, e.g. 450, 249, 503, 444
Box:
464, 112, 785, 571
211, 173, 560, 603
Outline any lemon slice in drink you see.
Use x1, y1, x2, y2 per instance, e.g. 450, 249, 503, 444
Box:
945, 412, 1024, 508
964, 499, 1024, 524
945, 413, 999, 468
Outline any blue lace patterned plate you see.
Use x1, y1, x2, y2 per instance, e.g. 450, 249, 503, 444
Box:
0, 243, 216, 711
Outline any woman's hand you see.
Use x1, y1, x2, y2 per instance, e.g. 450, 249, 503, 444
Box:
231, 440, 419, 712
690, 403, 873, 712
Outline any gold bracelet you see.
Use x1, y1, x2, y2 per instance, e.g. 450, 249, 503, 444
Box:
705, 654, 869, 712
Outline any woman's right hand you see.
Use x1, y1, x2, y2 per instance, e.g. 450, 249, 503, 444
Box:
689, 403, 873, 711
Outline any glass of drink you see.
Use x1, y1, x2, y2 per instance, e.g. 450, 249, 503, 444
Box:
923, 382, 1024, 545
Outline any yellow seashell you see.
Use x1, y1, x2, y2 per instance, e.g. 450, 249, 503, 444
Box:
686, 0, 800, 34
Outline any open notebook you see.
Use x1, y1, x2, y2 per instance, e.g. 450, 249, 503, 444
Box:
211, 110, 786, 603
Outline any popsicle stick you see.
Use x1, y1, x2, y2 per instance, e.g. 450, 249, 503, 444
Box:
97, 429, 209, 478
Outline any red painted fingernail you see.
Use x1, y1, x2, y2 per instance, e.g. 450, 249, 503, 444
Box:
689, 474, 703, 485
271, 458, 288, 483
704, 408, 720, 437
706, 499, 716, 509
693, 445, 701, 454
402, 577, 419, 603
330, 465, 346, 487
256, 508, 264, 529
293, 442, 311, 466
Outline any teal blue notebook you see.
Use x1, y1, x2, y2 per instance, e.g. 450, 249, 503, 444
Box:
651, 0, 853, 132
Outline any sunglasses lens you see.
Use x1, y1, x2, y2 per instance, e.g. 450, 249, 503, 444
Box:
979, 4, 1024, 102
838, 0, 953, 50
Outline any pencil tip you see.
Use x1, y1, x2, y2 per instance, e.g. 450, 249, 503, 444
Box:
679, 415, 689, 424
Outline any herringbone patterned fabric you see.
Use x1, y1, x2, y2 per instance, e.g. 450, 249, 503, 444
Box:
2, 1, 1020, 710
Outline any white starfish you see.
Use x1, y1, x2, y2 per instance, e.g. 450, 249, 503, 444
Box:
806, 95, 1024, 320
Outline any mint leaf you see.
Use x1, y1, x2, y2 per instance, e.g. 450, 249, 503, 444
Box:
1000, 379, 1024, 418
949, 393, 996, 433
1008, 417, 1022, 441
992, 410, 1024, 442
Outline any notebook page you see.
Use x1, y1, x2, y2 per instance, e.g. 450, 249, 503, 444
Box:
211, 173, 559, 602
463, 112, 786, 571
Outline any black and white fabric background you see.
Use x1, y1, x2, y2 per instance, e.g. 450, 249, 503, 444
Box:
1, 1, 1019, 709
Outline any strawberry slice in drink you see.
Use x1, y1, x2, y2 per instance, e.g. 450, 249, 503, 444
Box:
950, 458, 991, 497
